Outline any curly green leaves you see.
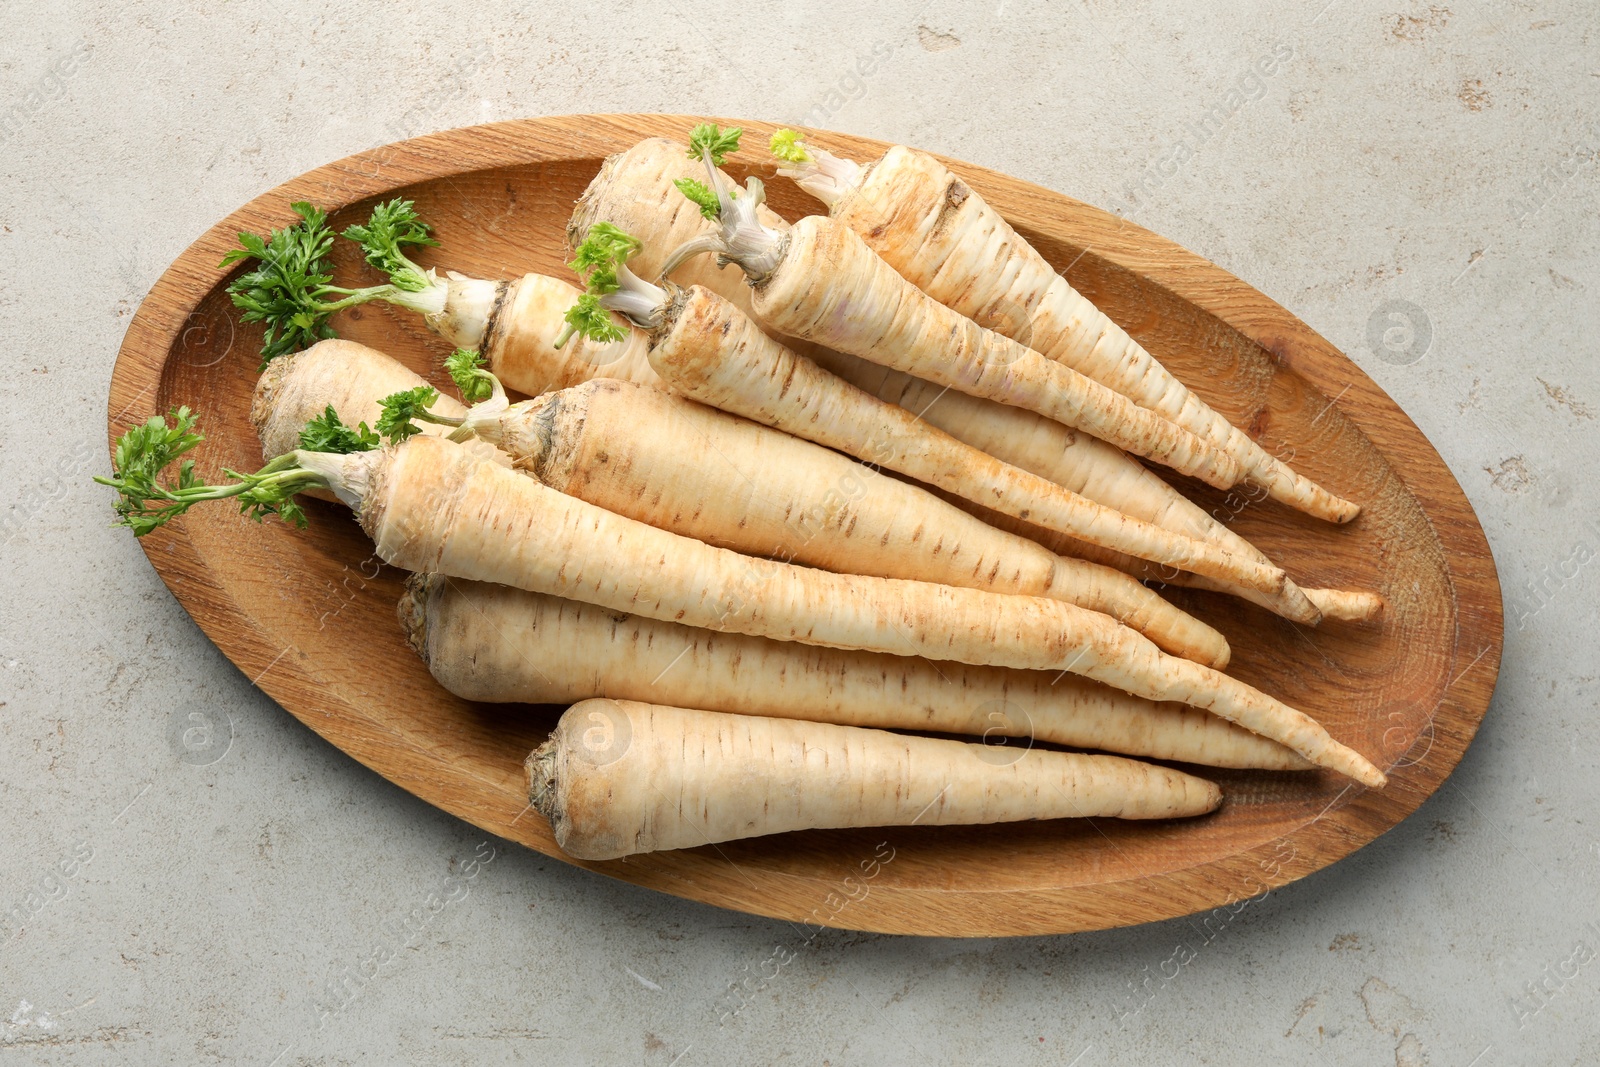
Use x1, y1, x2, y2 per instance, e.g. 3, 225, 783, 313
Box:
299, 406, 380, 454
673, 177, 721, 221
97, 408, 326, 535
557, 222, 648, 348
342, 198, 439, 293
220, 199, 448, 368
220, 203, 341, 367
374, 386, 444, 444
686, 122, 741, 167
769, 129, 810, 164
445, 348, 501, 405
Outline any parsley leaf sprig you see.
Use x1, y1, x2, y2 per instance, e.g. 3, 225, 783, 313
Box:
686, 122, 742, 167
555, 222, 652, 348
341, 198, 440, 293
299, 405, 380, 454
220, 200, 448, 369
97, 408, 333, 535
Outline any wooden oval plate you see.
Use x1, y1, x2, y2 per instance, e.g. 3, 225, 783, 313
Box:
106, 114, 1502, 936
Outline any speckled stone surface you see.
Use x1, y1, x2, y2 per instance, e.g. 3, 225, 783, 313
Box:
2, 1, 1597, 1062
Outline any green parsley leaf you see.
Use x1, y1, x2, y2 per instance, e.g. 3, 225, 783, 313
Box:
673, 177, 721, 220
686, 122, 742, 166
443, 348, 494, 404
562, 293, 626, 345
342, 198, 439, 292
219, 202, 340, 368
375, 385, 441, 444
299, 405, 379, 454
769, 129, 811, 164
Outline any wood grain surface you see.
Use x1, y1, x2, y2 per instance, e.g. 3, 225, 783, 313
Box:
104, 114, 1503, 936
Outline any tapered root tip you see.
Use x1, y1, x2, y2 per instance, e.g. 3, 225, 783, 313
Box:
1305, 588, 1385, 623
1257, 471, 1362, 524
1278, 489, 1361, 524
1337, 746, 1388, 788
1308, 496, 1362, 524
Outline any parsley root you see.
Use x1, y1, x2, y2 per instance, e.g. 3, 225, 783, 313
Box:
406, 575, 1310, 771
527, 699, 1225, 860
771, 133, 1360, 522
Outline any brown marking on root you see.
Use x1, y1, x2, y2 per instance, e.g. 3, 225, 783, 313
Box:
930, 179, 971, 241
526, 391, 566, 486
477, 279, 515, 367
777, 353, 799, 399
397, 571, 438, 662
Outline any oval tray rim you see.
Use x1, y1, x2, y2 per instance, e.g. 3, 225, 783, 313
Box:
105, 113, 1504, 937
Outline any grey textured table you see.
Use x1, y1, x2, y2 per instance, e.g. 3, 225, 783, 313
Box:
3, 2, 1597, 1063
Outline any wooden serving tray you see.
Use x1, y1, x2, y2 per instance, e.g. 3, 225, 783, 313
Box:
106, 114, 1502, 936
